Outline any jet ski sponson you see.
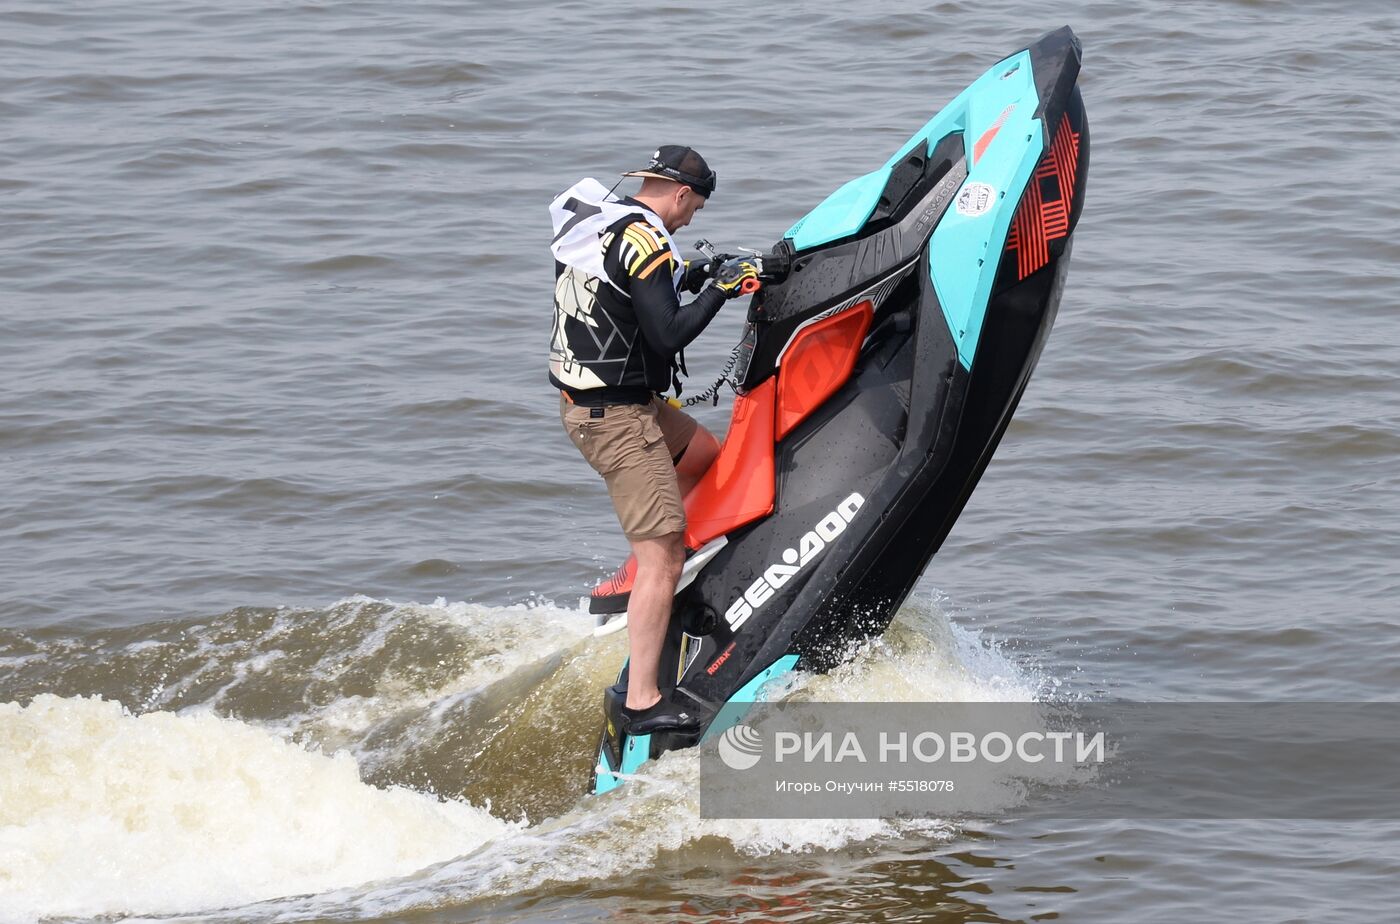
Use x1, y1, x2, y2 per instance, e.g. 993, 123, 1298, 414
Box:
593, 26, 1089, 793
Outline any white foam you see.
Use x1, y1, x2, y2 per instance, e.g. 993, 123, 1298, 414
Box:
200, 597, 1061, 922
0, 695, 514, 922
276, 597, 592, 741
0, 594, 1062, 922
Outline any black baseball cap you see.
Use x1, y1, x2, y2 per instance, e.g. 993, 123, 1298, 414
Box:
622, 145, 716, 198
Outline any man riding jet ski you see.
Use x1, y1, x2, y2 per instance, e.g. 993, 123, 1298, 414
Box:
549, 146, 776, 734
570, 27, 1091, 793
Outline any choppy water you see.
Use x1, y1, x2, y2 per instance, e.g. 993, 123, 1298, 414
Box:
4, 0, 1399, 921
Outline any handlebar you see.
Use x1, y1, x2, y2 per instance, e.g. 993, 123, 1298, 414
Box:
695, 238, 792, 291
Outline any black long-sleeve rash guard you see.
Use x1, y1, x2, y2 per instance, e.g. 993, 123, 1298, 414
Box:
627, 261, 725, 357
593, 215, 725, 392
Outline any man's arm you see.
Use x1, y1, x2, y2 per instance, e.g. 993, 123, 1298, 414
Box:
614, 221, 726, 356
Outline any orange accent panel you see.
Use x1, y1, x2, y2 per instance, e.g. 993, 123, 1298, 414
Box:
682, 378, 778, 548
592, 379, 777, 604
775, 302, 873, 440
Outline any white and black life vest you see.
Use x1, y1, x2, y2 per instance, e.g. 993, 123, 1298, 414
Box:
547, 178, 685, 395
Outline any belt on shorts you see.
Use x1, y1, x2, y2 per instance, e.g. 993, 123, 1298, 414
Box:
561, 386, 653, 408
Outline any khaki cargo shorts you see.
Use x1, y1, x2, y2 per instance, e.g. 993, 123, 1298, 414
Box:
560, 395, 698, 541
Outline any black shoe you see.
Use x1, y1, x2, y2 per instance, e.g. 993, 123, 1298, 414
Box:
620, 698, 701, 734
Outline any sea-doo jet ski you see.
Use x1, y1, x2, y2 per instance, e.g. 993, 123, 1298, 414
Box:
591, 26, 1090, 793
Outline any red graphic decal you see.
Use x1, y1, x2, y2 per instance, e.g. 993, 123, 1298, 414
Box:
973, 104, 1016, 164
592, 554, 636, 602
1004, 114, 1081, 280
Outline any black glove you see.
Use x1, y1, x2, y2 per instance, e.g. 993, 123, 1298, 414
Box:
681, 253, 736, 294
712, 258, 761, 299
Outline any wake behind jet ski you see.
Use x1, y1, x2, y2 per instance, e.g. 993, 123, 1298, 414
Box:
590, 26, 1091, 793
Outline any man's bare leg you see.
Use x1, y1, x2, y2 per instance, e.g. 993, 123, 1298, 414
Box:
620, 424, 719, 715
624, 530, 685, 711
676, 425, 720, 496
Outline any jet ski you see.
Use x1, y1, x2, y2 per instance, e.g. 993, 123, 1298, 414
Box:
591, 26, 1090, 793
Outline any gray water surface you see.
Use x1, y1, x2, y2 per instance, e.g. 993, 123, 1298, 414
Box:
4, 1, 1400, 921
